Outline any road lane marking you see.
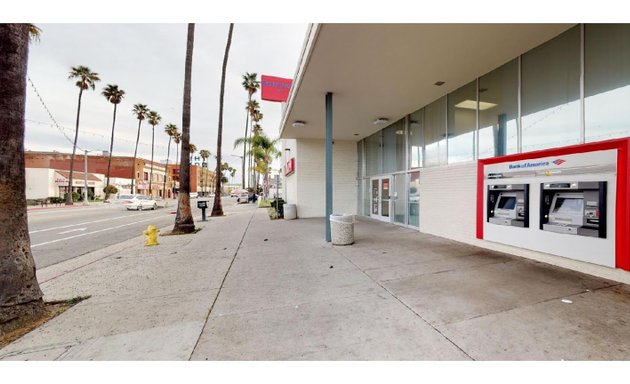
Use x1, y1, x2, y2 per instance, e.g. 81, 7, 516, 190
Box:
58, 227, 87, 234
31, 216, 167, 248
29, 212, 148, 234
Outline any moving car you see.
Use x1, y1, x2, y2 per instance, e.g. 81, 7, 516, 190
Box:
117, 194, 158, 211
236, 191, 249, 204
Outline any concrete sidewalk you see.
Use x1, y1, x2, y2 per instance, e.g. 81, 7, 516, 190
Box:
2, 204, 630, 360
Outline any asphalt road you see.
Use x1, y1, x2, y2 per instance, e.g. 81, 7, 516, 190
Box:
27, 199, 225, 269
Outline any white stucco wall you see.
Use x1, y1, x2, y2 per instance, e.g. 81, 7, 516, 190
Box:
291, 139, 357, 218
418, 162, 478, 243
25, 168, 56, 199
283, 139, 298, 205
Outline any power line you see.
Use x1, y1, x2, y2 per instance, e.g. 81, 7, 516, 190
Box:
27, 75, 82, 151
25, 118, 169, 150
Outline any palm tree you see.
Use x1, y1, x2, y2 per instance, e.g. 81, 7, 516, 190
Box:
189, 143, 197, 164
254, 134, 281, 199
173, 23, 196, 234
241, 72, 260, 188
146, 110, 161, 198
163, 123, 177, 199
199, 149, 211, 196
252, 123, 263, 136
0, 23, 44, 331
250, 108, 263, 189
131, 103, 149, 194
245, 99, 260, 188
173, 130, 181, 166
220, 162, 236, 184
172, 130, 181, 197
66, 65, 100, 205
235, 133, 280, 198
212, 23, 234, 217
101, 84, 125, 201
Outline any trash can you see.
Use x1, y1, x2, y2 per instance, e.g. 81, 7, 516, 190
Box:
330, 213, 354, 245
273, 198, 285, 218
284, 203, 297, 220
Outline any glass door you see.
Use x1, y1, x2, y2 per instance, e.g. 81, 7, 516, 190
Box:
370, 176, 391, 222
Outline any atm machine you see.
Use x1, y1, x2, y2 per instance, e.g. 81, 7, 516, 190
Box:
487, 184, 529, 227
540, 181, 607, 238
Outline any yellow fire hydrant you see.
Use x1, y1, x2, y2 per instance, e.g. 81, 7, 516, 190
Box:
143, 225, 159, 246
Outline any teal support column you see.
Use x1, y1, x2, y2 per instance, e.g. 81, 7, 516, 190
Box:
325, 92, 333, 242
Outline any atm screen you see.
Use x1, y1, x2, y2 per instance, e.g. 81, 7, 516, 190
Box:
497, 196, 516, 210
552, 197, 584, 214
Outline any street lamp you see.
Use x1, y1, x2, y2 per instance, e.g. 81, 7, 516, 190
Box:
82, 149, 107, 206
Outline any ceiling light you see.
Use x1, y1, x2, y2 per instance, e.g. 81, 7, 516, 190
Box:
434, 81, 445, 86
292, 120, 306, 128
455, 100, 498, 111
373, 118, 389, 125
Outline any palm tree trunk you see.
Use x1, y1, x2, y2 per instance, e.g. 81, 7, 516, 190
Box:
149, 124, 155, 197
66, 87, 83, 205
212, 23, 234, 217
242, 101, 250, 188
0, 23, 45, 332
163, 136, 172, 199
131, 119, 142, 194
248, 117, 253, 189
105, 103, 117, 200
173, 23, 196, 234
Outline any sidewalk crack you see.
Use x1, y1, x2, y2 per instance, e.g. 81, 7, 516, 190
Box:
187, 207, 257, 360
331, 246, 476, 361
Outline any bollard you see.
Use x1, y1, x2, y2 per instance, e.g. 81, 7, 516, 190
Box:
143, 224, 159, 246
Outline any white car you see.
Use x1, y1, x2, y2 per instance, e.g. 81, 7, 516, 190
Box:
118, 194, 158, 211
236, 191, 249, 204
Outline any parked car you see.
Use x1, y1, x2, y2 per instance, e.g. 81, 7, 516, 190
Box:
117, 194, 158, 210
236, 191, 249, 204
189, 192, 198, 199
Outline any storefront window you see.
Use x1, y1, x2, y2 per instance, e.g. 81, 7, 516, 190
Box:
423, 97, 447, 167
362, 178, 370, 217
478, 59, 519, 159
521, 26, 581, 152
393, 173, 406, 225
383, 119, 405, 173
357, 140, 364, 178
585, 24, 630, 142
365, 131, 382, 176
409, 109, 424, 168
408, 171, 420, 227
447, 81, 477, 163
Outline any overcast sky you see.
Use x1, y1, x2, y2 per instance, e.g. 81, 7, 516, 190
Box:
24, 23, 308, 181
10, 1, 618, 185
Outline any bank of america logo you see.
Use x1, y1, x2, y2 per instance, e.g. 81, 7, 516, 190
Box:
553, 159, 566, 165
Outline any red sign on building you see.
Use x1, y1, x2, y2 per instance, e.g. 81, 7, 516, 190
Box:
284, 158, 295, 176
261, 75, 293, 102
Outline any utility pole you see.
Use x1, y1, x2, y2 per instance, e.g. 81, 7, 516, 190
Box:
83, 149, 89, 206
